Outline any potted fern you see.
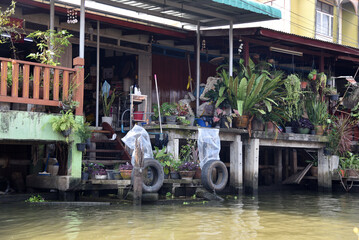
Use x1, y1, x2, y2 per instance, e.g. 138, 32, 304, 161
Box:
49, 110, 80, 142
76, 122, 92, 152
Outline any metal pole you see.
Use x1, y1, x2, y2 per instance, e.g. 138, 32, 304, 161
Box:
96, 20, 100, 128
79, 0, 85, 58
196, 22, 200, 117
50, 0, 54, 31
229, 20, 233, 77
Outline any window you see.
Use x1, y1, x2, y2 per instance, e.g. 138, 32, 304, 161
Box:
316, 1, 333, 38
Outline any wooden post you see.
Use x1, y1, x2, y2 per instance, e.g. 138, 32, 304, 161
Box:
274, 148, 282, 184
230, 135, 243, 191
73, 57, 84, 116
284, 149, 289, 179
291, 149, 298, 174
318, 148, 332, 191
133, 138, 144, 205
244, 138, 259, 194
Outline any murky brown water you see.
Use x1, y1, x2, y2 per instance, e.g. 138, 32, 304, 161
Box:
1, 191, 359, 240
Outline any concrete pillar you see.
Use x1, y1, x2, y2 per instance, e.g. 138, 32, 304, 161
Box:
284, 149, 289, 179
318, 148, 332, 191
274, 148, 282, 184
167, 137, 179, 160
244, 138, 259, 194
230, 135, 242, 191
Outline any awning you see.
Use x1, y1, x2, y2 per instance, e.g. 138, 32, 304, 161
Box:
52, 0, 281, 28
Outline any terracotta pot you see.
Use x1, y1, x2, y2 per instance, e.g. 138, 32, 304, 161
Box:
315, 125, 324, 136
179, 170, 196, 180
265, 121, 275, 133
234, 115, 249, 128
120, 169, 132, 179
300, 81, 308, 89
346, 169, 358, 178
310, 166, 318, 177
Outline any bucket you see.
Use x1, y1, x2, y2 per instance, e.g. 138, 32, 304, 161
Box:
134, 111, 144, 120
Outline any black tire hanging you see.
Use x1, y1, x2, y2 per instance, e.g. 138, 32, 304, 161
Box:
131, 158, 164, 193
201, 160, 228, 192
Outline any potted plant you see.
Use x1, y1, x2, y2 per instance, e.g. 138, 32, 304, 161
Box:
308, 69, 317, 81
283, 74, 303, 131
76, 122, 92, 151
49, 110, 80, 143
178, 161, 198, 180
327, 116, 354, 157
305, 158, 318, 177
292, 117, 314, 134
119, 163, 133, 180
161, 102, 177, 124
213, 108, 232, 128
325, 87, 339, 101
154, 146, 174, 178
101, 82, 116, 126
339, 151, 359, 177
81, 162, 90, 181
305, 98, 328, 135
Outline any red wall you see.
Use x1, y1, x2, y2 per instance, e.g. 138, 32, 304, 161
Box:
152, 54, 217, 104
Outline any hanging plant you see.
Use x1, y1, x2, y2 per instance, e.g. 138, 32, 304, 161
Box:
308, 69, 317, 81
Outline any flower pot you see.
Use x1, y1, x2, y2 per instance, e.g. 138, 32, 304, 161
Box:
310, 166, 318, 177
82, 172, 89, 181
177, 116, 186, 125
346, 169, 358, 178
234, 115, 249, 128
186, 115, 195, 126
95, 174, 107, 180
113, 171, 122, 180
61, 128, 72, 137
330, 94, 339, 101
300, 81, 308, 89
102, 116, 113, 126
298, 127, 310, 134
120, 169, 132, 180
285, 126, 292, 133
179, 170, 196, 180
165, 115, 177, 125
315, 125, 324, 136
252, 118, 264, 131
170, 171, 180, 179
76, 143, 86, 152
220, 116, 231, 128
106, 169, 115, 180
134, 111, 144, 121
266, 122, 275, 133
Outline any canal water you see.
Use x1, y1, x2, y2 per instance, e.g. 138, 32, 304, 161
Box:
1, 190, 358, 240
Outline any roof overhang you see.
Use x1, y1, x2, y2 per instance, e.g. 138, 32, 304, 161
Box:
39, 0, 281, 28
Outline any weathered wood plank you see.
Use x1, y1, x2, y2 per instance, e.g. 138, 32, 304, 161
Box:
230, 135, 242, 190
0, 96, 59, 106
62, 70, 69, 101
53, 69, 60, 100
1, 61, 8, 96
43, 67, 50, 100
11, 62, 19, 97
33, 66, 41, 99
22, 64, 30, 98
244, 138, 259, 194
274, 148, 282, 184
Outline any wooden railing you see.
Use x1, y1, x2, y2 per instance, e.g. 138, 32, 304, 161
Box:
0, 57, 84, 115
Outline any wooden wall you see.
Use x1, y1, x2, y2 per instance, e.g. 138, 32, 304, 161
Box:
151, 54, 217, 105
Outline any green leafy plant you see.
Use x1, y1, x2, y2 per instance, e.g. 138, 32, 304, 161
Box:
327, 116, 354, 156
27, 29, 73, 66
25, 194, 45, 203
283, 74, 303, 123
161, 102, 177, 116
305, 98, 328, 126
49, 110, 80, 142
339, 151, 359, 170
154, 146, 174, 175
101, 83, 116, 117
77, 122, 92, 143
177, 116, 191, 125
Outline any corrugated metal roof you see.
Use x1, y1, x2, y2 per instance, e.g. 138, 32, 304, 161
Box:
91, 0, 281, 27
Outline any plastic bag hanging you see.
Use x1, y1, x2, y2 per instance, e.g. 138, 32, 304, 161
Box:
121, 125, 153, 165
102, 80, 111, 98
198, 128, 220, 169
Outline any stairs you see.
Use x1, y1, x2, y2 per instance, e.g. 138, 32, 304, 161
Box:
83, 122, 131, 166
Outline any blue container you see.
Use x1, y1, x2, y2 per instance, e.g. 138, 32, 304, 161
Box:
195, 118, 211, 127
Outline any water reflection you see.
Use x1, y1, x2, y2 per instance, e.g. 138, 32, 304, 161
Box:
0, 191, 359, 239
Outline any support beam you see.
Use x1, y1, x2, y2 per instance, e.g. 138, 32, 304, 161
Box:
50, 0, 54, 31
79, 0, 85, 58
291, 149, 298, 174
196, 23, 200, 117
96, 20, 100, 128
230, 135, 242, 191
284, 149, 289, 179
274, 148, 282, 184
244, 138, 259, 194
229, 21, 233, 76
318, 149, 332, 191
320, 53, 324, 72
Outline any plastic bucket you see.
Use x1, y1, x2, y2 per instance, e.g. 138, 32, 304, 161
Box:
134, 111, 144, 120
